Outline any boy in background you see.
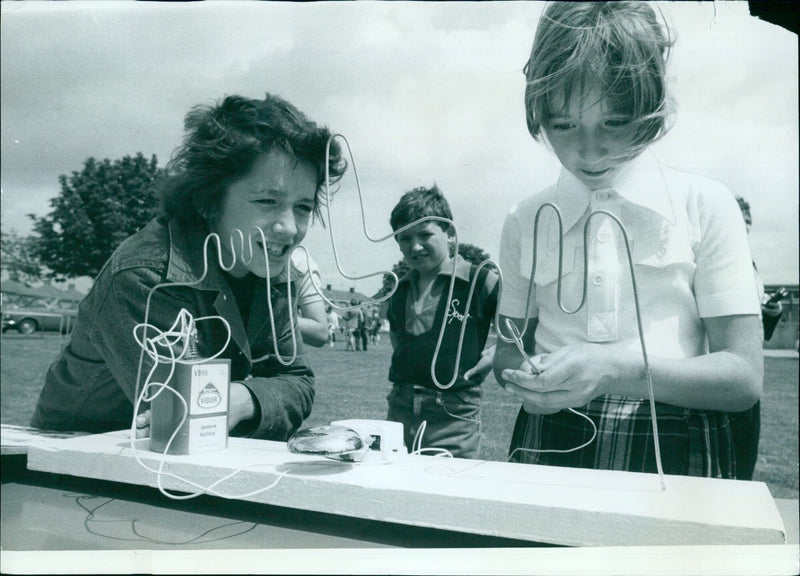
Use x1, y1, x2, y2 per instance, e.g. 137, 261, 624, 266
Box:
386, 185, 498, 459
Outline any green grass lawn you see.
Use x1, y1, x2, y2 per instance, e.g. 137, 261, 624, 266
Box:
2, 333, 797, 498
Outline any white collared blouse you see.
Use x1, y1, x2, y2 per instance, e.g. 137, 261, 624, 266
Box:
498, 152, 760, 360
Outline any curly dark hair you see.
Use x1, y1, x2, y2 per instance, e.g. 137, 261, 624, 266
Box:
159, 93, 347, 226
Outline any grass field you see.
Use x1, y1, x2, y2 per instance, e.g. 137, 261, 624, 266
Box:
2, 333, 797, 499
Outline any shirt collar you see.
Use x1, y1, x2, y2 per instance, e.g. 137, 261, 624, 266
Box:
166, 219, 289, 289
397, 254, 472, 287
554, 150, 675, 232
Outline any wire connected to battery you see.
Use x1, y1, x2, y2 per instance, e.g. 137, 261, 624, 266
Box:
130, 307, 299, 500
129, 228, 309, 500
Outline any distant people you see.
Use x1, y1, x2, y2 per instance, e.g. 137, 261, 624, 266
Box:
492, 2, 762, 478
350, 298, 369, 351
345, 326, 356, 351
344, 303, 358, 352
290, 249, 329, 347
386, 184, 498, 459
729, 195, 785, 480
369, 309, 382, 345
31, 93, 346, 439
326, 306, 340, 348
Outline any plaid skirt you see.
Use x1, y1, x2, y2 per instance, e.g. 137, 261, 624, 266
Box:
508, 395, 736, 478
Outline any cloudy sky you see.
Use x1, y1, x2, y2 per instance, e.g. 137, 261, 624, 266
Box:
2, 1, 797, 296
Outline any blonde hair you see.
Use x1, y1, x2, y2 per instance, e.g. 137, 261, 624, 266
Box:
524, 2, 675, 158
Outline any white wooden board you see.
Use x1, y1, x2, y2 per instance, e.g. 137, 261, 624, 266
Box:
13, 427, 786, 547
0, 424, 87, 455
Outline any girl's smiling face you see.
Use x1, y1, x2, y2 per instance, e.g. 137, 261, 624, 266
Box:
210, 148, 318, 278
544, 82, 637, 190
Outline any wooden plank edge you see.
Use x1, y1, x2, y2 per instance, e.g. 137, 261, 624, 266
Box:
26, 442, 786, 547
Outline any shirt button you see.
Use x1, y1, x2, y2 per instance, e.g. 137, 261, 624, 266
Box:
657, 247, 667, 258
592, 273, 605, 286
595, 191, 611, 202
597, 231, 609, 243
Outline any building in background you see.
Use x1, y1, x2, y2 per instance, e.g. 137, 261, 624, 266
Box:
1, 279, 86, 309
1, 280, 87, 335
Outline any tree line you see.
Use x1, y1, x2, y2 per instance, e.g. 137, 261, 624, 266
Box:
2, 153, 162, 284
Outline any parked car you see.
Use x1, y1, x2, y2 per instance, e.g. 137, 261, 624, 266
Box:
2, 305, 78, 335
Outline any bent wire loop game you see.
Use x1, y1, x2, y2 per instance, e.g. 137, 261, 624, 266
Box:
129, 134, 666, 501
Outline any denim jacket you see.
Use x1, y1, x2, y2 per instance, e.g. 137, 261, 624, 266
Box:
31, 217, 314, 440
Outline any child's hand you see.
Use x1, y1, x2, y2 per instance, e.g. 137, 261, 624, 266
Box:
464, 344, 496, 383
500, 355, 558, 414
135, 409, 151, 439
501, 344, 614, 413
761, 301, 783, 317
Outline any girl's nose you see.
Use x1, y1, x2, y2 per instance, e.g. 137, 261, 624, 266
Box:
579, 128, 608, 161
272, 207, 297, 238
